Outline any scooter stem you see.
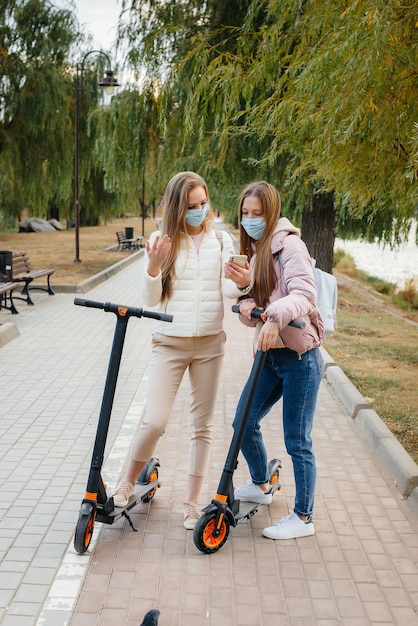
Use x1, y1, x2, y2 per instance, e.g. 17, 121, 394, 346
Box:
86, 315, 129, 496
216, 349, 267, 497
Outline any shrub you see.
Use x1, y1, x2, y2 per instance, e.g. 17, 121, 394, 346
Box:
333, 248, 346, 267
393, 278, 418, 310
334, 249, 357, 276
360, 274, 396, 295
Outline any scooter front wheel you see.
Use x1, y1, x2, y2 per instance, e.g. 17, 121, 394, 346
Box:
74, 507, 95, 554
193, 511, 230, 554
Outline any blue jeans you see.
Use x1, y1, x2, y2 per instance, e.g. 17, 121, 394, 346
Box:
233, 347, 323, 517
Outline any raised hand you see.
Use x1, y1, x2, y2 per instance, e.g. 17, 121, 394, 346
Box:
146, 234, 171, 277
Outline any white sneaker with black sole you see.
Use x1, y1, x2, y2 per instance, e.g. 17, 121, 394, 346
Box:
234, 480, 273, 505
263, 511, 314, 540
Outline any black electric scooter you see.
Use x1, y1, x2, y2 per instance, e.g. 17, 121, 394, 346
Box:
193, 306, 305, 554
73, 298, 173, 554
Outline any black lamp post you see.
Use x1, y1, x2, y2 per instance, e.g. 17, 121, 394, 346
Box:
74, 50, 119, 263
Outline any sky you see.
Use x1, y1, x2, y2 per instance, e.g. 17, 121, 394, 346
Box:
55, 0, 122, 52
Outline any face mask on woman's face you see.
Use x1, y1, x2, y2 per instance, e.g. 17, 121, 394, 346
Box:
185, 202, 209, 227
241, 216, 266, 240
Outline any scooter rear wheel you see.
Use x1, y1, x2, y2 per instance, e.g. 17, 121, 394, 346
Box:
193, 511, 230, 554
74, 509, 95, 554
140, 466, 159, 503
268, 458, 281, 492
269, 468, 280, 488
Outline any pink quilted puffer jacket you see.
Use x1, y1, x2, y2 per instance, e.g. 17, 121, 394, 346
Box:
238, 217, 324, 355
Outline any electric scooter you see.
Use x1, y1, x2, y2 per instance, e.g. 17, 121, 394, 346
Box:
73, 297, 173, 554
193, 305, 305, 554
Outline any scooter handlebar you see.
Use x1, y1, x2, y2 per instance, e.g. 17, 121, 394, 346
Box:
74, 298, 173, 323
231, 304, 306, 329
142, 310, 173, 322
74, 297, 104, 310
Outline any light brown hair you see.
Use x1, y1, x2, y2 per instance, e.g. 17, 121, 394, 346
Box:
159, 171, 212, 300
238, 181, 281, 308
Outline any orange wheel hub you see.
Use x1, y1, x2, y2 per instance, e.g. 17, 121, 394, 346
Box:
202, 518, 227, 548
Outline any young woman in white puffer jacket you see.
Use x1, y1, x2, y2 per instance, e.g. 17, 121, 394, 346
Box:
112, 171, 251, 529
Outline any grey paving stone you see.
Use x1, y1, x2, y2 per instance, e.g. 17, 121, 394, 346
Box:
1, 253, 417, 626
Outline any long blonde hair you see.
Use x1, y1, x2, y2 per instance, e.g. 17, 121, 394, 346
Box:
238, 181, 281, 308
159, 171, 212, 300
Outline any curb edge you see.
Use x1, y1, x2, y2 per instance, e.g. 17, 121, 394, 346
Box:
321, 346, 418, 512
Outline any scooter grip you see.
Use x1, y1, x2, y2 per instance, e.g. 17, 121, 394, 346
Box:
231, 304, 264, 320
158, 313, 174, 322
74, 297, 104, 310
142, 310, 173, 323
231, 304, 306, 329
287, 319, 306, 329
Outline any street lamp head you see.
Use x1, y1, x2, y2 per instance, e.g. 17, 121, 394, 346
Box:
99, 70, 120, 96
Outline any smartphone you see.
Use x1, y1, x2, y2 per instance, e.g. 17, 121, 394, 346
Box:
228, 255, 248, 268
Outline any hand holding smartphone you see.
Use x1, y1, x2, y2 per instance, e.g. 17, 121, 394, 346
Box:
228, 255, 248, 268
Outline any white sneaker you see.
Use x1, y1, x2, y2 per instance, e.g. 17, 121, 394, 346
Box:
234, 480, 273, 505
263, 511, 314, 539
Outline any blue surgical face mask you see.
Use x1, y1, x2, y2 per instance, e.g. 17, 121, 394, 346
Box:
185, 202, 209, 227
241, 216, 266, 240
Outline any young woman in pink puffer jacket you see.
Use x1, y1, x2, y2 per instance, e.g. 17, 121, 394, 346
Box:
225, 181, 325, 541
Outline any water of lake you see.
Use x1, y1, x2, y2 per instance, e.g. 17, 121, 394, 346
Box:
335, 221, 418, 289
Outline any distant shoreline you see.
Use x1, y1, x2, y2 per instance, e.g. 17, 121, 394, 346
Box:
335, 220, 417, 288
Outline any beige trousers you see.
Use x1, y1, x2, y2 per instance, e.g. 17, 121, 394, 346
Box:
131, 332, 226, 476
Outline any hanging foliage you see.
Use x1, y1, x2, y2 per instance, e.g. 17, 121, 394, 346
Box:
119, 0, 418, 247
0, 0, 79, 224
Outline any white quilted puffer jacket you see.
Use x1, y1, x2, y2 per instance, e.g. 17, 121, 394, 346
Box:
141, 227, 242, 336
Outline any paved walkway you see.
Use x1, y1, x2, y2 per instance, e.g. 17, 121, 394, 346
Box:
0, 252, 417, 626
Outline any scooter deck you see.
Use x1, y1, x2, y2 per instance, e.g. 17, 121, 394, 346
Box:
235, 499, 260, 523
234, 474, 281, 524
96, 479, 160, 524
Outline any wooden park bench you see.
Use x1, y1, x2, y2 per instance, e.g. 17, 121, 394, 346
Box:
11, 251, 55, 306
0, 280, 20, 314
116, 230, 144, 250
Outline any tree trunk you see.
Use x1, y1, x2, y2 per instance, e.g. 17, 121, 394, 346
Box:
301, 192, 336, 273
